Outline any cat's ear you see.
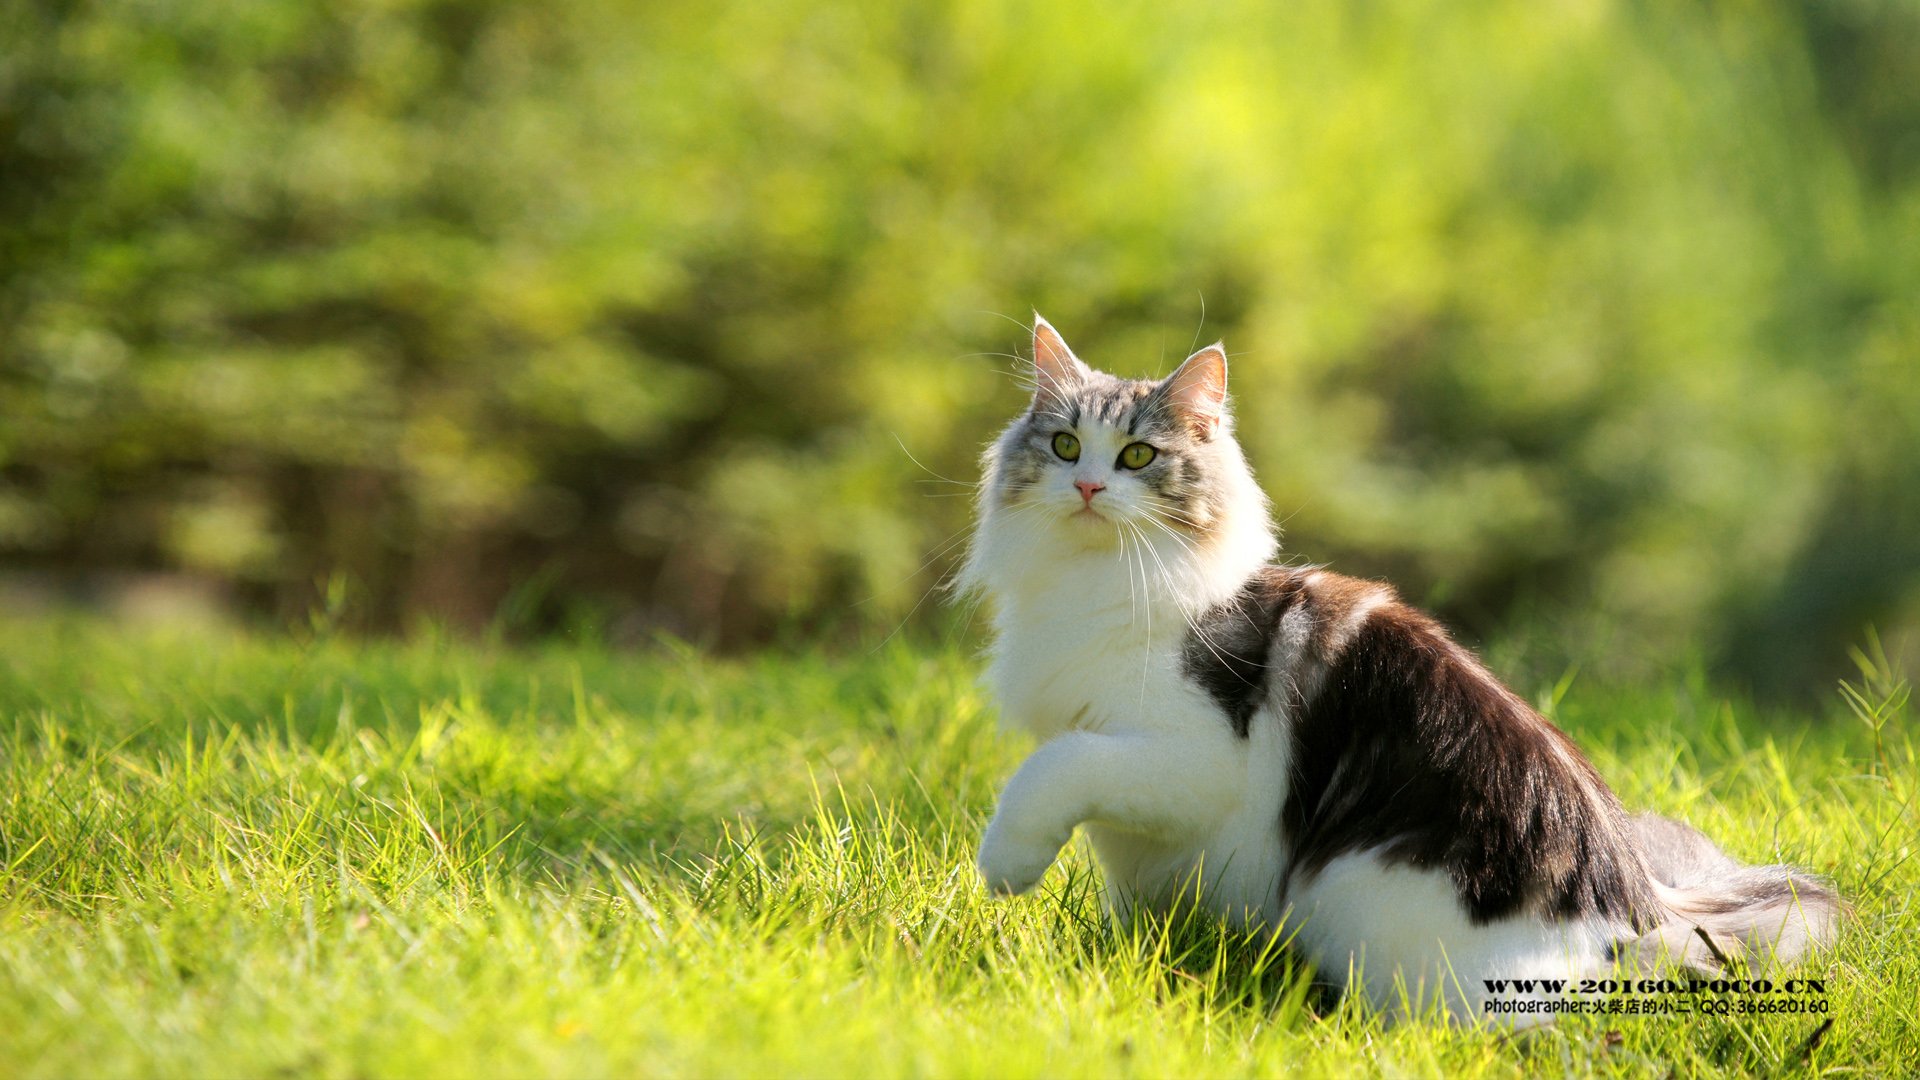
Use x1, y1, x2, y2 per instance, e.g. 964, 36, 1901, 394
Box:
1031, 314, 1090, 409
1164, 343, 1229, 435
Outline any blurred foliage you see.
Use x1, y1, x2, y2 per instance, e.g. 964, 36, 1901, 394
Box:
2, 0, 1917, 691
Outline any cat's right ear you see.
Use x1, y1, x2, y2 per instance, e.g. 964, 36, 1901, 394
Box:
1031, 314, 1090, 410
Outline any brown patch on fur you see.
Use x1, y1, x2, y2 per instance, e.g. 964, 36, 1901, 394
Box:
1183, 567, 1661, 927
1282, 586, 1661, 926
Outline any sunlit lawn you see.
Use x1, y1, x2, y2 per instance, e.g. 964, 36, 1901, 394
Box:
0, 620, 1913, 1077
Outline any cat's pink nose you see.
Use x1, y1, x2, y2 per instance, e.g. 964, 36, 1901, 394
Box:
1075, 480, 1106, 505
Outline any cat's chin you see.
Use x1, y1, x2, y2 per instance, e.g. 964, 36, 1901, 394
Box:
1063, 507, 1126, 540
1011, 508, 1125, 553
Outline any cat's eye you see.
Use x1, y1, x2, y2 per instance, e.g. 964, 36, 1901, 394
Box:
1051, 432, 1080, 461
1118, 442, 1156, 469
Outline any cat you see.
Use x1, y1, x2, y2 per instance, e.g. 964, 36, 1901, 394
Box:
958, 315, 1841, 1024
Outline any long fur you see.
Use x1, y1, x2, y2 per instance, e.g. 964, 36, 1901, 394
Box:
959, 317, 1841, 1025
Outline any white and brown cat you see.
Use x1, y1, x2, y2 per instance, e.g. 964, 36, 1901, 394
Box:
960, 316, 1839, 1023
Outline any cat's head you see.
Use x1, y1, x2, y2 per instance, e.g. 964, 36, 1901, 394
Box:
963, 316, 1275, 604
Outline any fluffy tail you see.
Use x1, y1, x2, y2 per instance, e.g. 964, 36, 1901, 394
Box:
1623, 813, 1842, 972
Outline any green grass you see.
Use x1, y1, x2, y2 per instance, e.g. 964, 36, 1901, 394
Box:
0, 619, 1913, 1078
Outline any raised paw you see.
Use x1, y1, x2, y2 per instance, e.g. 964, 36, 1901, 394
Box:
976, 819, 1064, 896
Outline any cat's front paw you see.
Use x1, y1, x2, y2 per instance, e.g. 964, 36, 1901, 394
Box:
976, 819, 1064, 896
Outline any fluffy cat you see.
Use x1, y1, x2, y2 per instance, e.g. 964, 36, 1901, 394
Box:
959, 316, 1840, 1024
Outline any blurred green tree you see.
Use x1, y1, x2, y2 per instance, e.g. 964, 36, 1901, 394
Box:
2, 0, 1915, 690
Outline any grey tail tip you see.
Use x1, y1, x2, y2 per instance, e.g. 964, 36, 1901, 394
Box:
1623, 812, 1843, 972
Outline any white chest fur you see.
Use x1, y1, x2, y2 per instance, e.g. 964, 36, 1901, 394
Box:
976, 546, 1297, 929
981, 544, 1211, 737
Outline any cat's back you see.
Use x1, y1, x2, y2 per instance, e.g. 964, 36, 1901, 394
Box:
1186, 564, 1658, 925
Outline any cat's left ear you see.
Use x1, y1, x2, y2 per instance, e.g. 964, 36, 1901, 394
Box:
1164, 343, 1229, 435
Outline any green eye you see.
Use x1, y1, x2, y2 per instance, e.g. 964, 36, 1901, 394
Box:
1051, 432, 1080, 461
1118, 442, 1156, 469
